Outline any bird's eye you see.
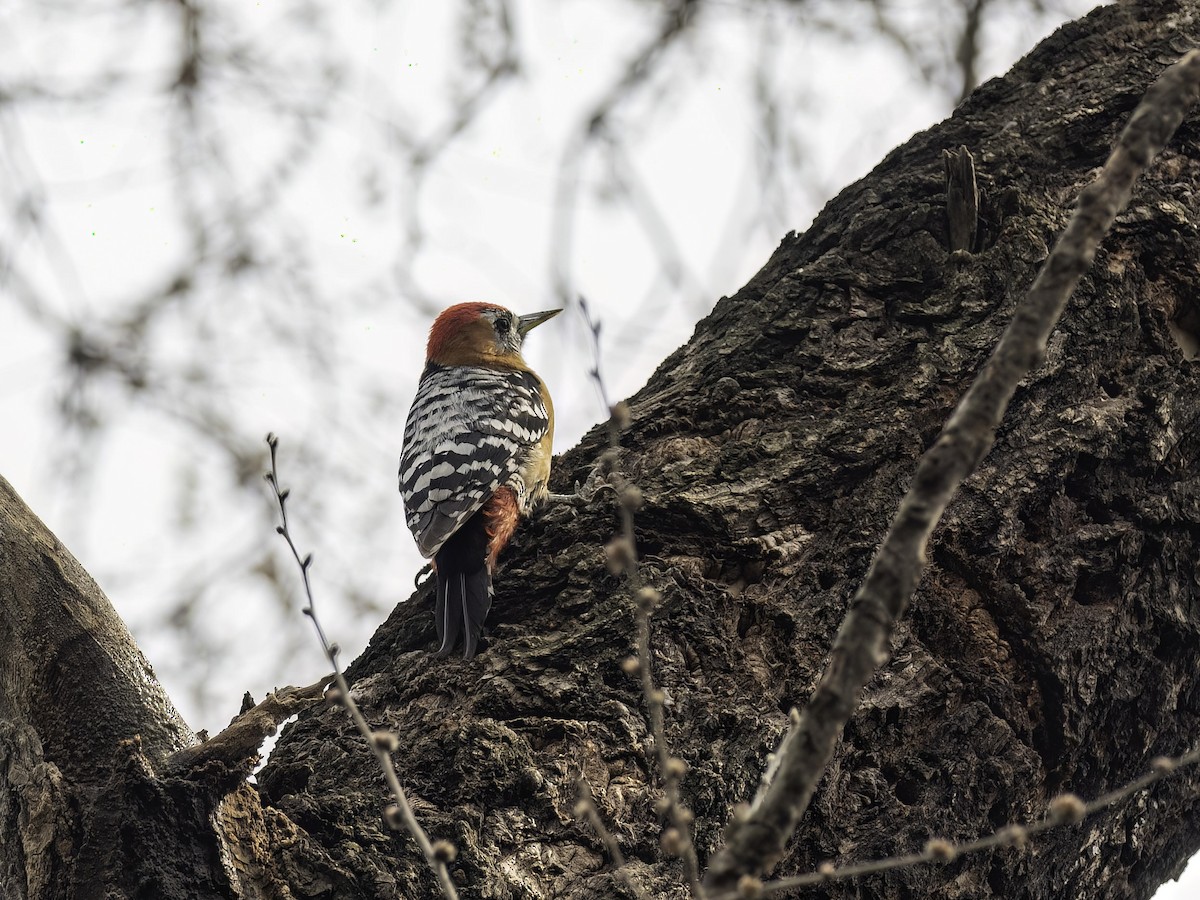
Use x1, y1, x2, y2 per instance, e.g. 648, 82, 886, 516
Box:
495, 317, 511, 335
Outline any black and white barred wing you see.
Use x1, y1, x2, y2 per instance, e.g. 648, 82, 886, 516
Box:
399, 365, 549, 559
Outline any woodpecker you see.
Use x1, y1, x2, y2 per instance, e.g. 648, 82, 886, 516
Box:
399, 302, 561, 659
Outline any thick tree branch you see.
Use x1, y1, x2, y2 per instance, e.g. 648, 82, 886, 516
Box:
165, 677, 331, 776
0, 474, 203, 898
0, 474, 193, 774
705, 49, 1200, 888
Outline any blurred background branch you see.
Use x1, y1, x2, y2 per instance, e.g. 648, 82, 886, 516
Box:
0, 0, 1091, 730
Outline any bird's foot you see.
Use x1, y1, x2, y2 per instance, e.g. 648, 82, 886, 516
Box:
547, 477, 620, 508
413, 563, 435, 590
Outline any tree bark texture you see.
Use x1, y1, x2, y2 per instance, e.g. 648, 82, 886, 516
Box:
6, 1, 1200, 898
256, 3, 1200, 896
0, 474, 223, 898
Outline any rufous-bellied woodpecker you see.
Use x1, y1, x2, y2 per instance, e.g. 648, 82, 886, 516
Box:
399, 302, 561, 659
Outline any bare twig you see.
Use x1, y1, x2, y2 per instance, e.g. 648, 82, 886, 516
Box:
710, 748, 1200, 899
705, 49, 1200, 889
575, 777, 648, 898
397, 0, 518, 296
956, 0, 990, 101
575, 777, 627, 869
551, 1, 699, 307
578, 299, 705, 898
265, 433, 460, 900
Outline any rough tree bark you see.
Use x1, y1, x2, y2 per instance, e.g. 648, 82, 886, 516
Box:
3, 1, 1200, 898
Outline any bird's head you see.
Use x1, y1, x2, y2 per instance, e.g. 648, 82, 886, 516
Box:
426, 302, 561, 367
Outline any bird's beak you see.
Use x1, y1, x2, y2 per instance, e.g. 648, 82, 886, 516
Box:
517, 308, 562, 336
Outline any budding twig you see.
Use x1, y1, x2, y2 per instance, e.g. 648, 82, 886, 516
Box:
578, 298, 705, 897
265, 433, 459, 900
707, 744, 1200, 899
575, 777, 650, 898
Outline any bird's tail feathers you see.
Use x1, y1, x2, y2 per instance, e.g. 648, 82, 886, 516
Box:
433, 563, 493, 660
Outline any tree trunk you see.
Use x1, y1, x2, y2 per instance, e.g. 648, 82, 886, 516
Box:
5, 1, 1200, 898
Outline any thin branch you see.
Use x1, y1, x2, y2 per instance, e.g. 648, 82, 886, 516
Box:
705, 49, 1200, 889
578, 298, 705, 898
550, 0, 699, 306
709, 748, 1200, 899
956, 0, 990, 102
265, 434, 460, 900
603, 136, 709, 309
394, 0, 518, 307
575, 777, 648, 898
575, 777, 627, 869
